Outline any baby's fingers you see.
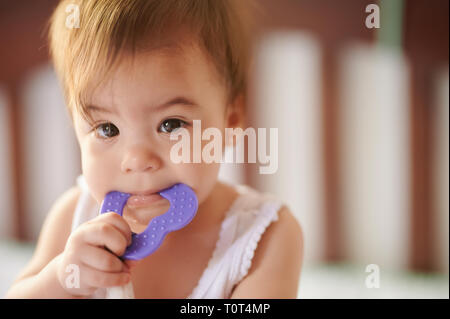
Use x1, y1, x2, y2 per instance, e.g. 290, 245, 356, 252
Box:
124, 259, 139, 271
82, 266, 131, 288
83, 222, 128, 257
94, 212, 133, 245
80, 245, 125, 273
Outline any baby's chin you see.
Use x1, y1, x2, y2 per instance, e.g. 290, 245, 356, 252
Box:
122, 199, 170, 233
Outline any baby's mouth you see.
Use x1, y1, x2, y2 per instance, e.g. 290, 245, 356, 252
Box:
123, 194, 170, 232
126, 193, 165, 208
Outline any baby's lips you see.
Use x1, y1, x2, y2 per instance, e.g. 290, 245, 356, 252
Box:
127, 193, 164, 208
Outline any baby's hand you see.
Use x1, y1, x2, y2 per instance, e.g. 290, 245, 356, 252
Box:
56, 212, 134, 297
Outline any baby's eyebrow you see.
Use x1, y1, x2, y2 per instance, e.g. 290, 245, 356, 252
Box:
154, 97, 199, 111
86, 104, 113, 114
86, 96, 198, 114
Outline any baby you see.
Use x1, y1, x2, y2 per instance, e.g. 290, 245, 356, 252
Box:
6, 0, 303, 299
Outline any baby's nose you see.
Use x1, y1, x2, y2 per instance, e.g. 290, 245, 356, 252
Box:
121, 146, 161, 173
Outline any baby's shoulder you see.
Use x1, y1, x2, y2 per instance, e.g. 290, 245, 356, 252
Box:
43, 185, 82, 238
46, 185, 82, 233
36, 184, 82, 253
231, 204, 303, 298
12, 185, 82, 283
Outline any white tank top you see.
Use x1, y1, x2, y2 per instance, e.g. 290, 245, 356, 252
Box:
71, 175, 283, 298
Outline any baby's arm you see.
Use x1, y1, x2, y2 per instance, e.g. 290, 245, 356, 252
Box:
230, 206, 304, 299
5, 186, 82, 298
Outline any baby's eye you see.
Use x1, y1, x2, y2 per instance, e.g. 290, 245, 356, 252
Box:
94, 122, 119, 139
159, 119, 188, 134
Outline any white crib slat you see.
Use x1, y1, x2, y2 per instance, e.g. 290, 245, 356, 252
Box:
338, 44, 411, 270
249, 31, 325, 264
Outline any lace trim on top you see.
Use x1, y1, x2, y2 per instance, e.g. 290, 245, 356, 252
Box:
236, 201, 281, 284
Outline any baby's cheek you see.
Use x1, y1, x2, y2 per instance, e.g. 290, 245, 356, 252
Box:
81, 152, 116, 204
173, 161, 221, 205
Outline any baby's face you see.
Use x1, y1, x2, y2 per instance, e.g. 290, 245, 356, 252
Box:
73, 40, 233, 230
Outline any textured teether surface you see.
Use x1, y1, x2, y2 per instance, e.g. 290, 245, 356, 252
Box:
99, 183, 198, 260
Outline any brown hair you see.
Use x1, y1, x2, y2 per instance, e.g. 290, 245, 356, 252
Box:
48, 0, 259, 124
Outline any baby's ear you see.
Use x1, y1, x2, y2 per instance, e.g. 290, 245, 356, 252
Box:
225, 94, 246, 130
224, 94, 246, 148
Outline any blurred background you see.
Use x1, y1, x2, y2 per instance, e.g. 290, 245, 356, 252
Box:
0, 0, 448, 298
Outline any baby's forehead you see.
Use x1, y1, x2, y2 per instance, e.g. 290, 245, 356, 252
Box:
81, 41, 227, 120
131, 38, 210, 71
102, 33, 218, 79
92, 44, 221, 95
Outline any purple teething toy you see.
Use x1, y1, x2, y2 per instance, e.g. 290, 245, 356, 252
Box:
99, 183, 198, 260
